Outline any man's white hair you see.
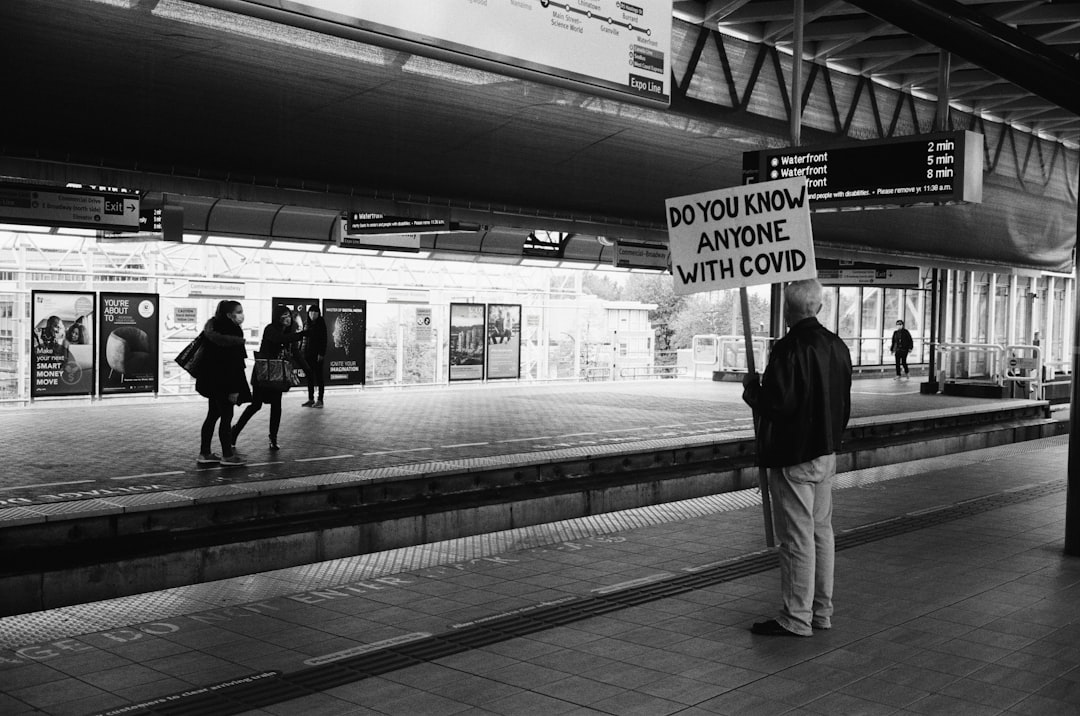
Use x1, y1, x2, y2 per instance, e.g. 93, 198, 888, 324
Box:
784, 279, 823, 320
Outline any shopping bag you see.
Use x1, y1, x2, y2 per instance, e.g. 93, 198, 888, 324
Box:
287, 362, 304, 387
175, 333, 207, 378
254, 357, 296, 391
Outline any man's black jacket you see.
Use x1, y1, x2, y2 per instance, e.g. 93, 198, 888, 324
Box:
742, 317, 853, 468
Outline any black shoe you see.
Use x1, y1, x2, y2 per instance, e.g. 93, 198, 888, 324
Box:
269, 439, 280, 451
751, 619, 807, 637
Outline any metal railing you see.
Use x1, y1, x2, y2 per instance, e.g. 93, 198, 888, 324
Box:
619, 365, 687, 380
935, 342, 1005, 385
935, 342, 1057, 400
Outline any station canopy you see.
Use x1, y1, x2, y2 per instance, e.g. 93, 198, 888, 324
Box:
0, 0, 1077, 273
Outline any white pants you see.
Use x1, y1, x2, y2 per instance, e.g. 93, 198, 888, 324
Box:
768, 453, 836, 635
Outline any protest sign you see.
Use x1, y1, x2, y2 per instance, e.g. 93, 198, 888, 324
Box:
666, 176, 815, 295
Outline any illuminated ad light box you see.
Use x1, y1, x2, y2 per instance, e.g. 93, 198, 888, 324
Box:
245, 0, 672, 105
99, 293, 160, 395
743, 130, 983, 210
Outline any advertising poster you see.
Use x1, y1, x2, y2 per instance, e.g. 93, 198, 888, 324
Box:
273, 297, 320, 379
449, 303, 486, 381
486, 304, 521, 380
323, 298, 366, 385
31, 290, 96, 397
99, 292, 159, 395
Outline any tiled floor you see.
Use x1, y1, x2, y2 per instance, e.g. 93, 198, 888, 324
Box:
2, 435, 1078, 715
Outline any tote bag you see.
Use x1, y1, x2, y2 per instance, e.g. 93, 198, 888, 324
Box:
253, 355, 299, 391
175, 333, 207, 378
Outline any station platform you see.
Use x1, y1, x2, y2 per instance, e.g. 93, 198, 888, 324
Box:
1, 432, 1077, 715
0, 376, 1057, 507
0, 378, 1069, 618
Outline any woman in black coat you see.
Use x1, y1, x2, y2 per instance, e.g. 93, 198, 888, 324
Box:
196, 300, 251, 467
231, 305, 305, 450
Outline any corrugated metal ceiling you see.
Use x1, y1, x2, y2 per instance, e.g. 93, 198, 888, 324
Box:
0, 0, 1076, 270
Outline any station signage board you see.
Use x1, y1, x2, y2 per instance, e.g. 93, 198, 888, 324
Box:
234, 0, 672, 106
346, 212, 453, 235
613, 241, 669, 270
743, 130, 983, 210
0, 181, 140, 231
99, 206, 183, 242
817, 260, 920, 287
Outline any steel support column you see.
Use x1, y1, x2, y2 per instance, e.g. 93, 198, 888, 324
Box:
1066, 157, 1080, 556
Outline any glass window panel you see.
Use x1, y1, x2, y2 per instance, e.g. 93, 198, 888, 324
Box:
860, 287, 882, 365
993, 281, 1008, 345
838, 287, 859, 339
884, 288, 901, 324
820, 287, 838, 332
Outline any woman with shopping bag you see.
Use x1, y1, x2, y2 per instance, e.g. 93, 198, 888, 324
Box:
196, 300, 252, 467
231, 304, 306, 451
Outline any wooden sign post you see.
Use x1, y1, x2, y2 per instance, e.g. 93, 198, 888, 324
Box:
740, 286, 775, 547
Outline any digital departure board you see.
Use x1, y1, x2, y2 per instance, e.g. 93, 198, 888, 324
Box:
743, 130, 983, 210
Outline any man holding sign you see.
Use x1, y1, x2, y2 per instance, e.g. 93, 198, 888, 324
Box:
741, 279, 852, 637
666, 177, 850, 637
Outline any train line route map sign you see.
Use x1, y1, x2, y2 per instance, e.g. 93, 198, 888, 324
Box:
666, 176, 816, 296
240, 0, 672, 104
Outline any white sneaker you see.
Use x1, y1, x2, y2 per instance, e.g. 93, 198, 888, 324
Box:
197, 453, 221, 466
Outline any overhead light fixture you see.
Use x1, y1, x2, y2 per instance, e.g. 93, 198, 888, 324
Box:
204, 235, 267, 248
56, 228, 98, 237
266, 239, 323, 252
152, 0, 392, 65
382, 250, 431, 260
401, 55, 507, 85
0, 223, 50, 233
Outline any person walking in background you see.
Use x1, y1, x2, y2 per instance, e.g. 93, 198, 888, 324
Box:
232, 305, 306, 451
301, 304, 327, 408
742, 279, 853, 637
890, 319, 914, 380
196, 300, 251, 468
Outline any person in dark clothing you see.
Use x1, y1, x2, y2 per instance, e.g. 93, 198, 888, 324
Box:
890, 319, 914, 379
301, 305, 328, 408
232, 305, 306, 451
196, 300, 251, 467
742, 279, 853, 637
